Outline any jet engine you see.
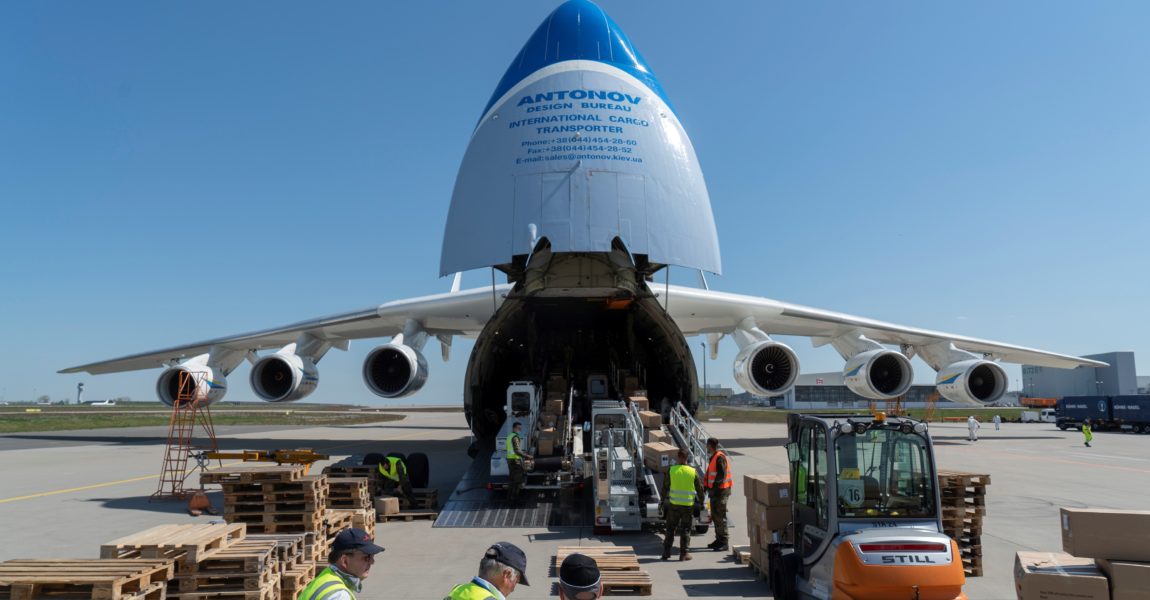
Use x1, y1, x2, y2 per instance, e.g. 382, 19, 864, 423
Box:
250, 352, 319, 403
733, 340, 800, 397
156, 360, 227, 407
935, 360, 1008, 404
363, 343, 428, 398
843, 350, 913, 400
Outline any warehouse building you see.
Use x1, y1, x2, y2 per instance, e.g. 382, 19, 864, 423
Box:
1022, 351, 1139, 398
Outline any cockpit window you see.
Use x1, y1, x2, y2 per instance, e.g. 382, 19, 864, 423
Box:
835, 427, 936, 519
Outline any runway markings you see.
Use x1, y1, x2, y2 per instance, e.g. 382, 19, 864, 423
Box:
0, 428, 438, 504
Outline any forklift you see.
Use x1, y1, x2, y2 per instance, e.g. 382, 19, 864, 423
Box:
769, 413, 967, 600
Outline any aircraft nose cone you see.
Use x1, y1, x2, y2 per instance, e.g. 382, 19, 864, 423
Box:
482, 0, 669, 119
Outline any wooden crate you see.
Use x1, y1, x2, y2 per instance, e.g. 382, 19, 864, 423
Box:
0, 559, 172, 600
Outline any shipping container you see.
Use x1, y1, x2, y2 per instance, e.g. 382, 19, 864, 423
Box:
1110, 395, 1150, 434
1057, 396, 1112, 431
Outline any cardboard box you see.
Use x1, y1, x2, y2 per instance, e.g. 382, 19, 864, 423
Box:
762, 505, 791, 533
544, 398, 563, 414
647, 429, 671, 444
642, 441, 679, 472
627, 396, 649, 411
374, 496, 400, 516
622, 376, 640, 395
547, 377, 566, 394
1097, 559, 1150, 600
638, 410, 663, 429
539, 413, 558, 429
1062, 508, 1150, 561
744, 474, 791, 507
1015, 551, 1109, 600
537, 437, 554, 456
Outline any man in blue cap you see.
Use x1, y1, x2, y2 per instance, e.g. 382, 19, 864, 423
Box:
297, 527, 384, 600
445, 541, 530, 599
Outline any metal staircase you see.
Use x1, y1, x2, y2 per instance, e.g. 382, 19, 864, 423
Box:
151, 371, 219, 501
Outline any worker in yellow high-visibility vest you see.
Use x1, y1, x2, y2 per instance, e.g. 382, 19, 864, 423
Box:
506, 422, 525, 502
660, 448, 705, 561
297, 527, 384, 600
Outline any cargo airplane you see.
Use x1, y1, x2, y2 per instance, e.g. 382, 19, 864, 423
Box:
61, 0, 1103, 440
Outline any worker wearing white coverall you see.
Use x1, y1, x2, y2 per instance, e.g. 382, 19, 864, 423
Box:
968, 415, 980, 441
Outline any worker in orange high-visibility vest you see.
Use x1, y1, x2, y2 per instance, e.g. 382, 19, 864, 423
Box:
704, 437, 732, 551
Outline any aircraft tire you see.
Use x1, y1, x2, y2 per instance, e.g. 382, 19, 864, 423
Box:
362, 452, 385, 466
407, 452, 430, 488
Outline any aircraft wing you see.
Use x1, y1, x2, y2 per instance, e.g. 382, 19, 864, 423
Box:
59, 285, 511, 375
666, 285, 1104, 369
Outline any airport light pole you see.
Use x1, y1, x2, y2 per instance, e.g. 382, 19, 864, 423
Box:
700, 341, 707, 411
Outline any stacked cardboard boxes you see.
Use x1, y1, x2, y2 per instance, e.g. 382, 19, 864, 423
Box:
1015, 508, 1150, 600
642, 441, 679, 473
743, 474, 792, 573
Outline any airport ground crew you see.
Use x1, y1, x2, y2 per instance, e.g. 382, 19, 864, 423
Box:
661, 449, 705, 561
378, 455, 414, 504
445, 541, 530, 599
704, 437, 732, 551
993, 414, 1001, 431
507, 422, 525, 502
967, 415, 980, 442
558, 553, 602, 600
1083, 420, 1093, 447
298, 527, 384, 600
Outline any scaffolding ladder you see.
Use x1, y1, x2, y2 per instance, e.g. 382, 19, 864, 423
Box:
151, 371, 219, 501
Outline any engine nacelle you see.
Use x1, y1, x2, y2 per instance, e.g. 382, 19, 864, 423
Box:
733, 340, 800, 397
843, 350, 914, 400
156, 362, 227, 407
250, 352, 319, 403
363, 343, 428, 398
936, 359, 1008, 404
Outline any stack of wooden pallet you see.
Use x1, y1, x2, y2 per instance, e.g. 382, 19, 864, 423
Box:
326, 476, 376, 539
203, 466, 329, 540
937, 469, 990, 577
0, 559, 172, 600
100, 523, 284, 600
249, 533, 317, 600
554, 546, 652, 596
323, 455, 383, 495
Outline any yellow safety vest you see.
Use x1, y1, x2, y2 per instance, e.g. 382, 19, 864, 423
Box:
378, 456, 404, 482
668, 465, 698, 507
445, 580, 499, 600
298, 566, 355, 600
506, 432, 521, 461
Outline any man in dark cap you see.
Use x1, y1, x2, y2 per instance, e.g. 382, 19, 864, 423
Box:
298, 527, 384, 600
558, 553, 602, 599
445, 541, 530, 599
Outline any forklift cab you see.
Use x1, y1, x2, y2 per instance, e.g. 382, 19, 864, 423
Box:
785, 413, 942, 584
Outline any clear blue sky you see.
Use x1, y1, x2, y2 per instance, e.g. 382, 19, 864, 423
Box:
2, 1, 1146, 405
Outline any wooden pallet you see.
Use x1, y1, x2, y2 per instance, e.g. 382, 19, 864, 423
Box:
555, 547, 641, 571
101, 523, 247, 567
936, 470, 991, 488
220, 478, 327, 497
731, 546, 751, 565
192, 539, 279, 575
0, 559, 173, 600
599, 571, 653, 596
246, 533, 310, 569
173, 566, 277, 593
242, 522, 322, 535
201, 464, 308, 484
278, 564, 315, 597
165, 574, 280, 600
378, 510, 438, 522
